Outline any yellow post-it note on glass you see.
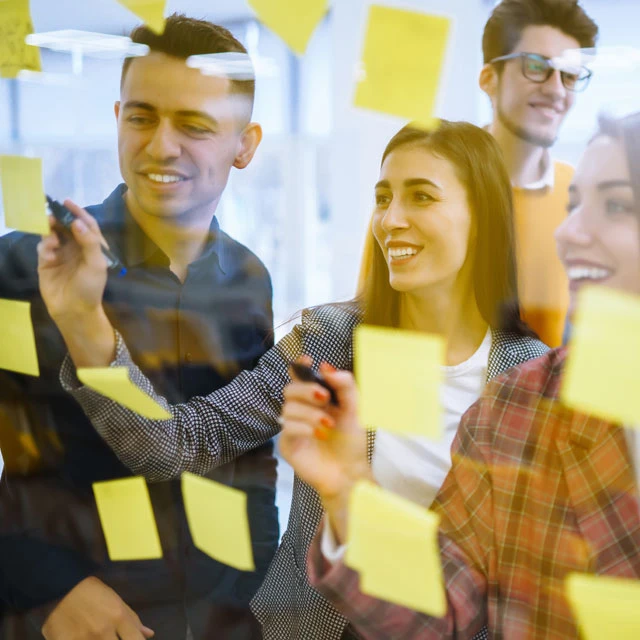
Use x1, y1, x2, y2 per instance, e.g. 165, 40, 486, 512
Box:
0, 0, 41, 78
93, 476, 163, 561
182, 472, 255, 571
116, 0, 166, 35
0, 299, 39, 376
0, 156, 48, 235
355, 325, 444, 437
561, 286, 640, 426
566, 573, 640, 640
248, 0, 328, 55
354, 6, 451, 126
77, 367, 171, 420
345, 481, 446, 617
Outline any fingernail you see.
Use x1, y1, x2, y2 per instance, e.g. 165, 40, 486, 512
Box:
314, 390, 328, 402
320, 362, 336, 373
314, 427, 328, 440
320, 416, 335, 429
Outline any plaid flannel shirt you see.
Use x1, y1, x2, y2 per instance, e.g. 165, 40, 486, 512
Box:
308, 347, 640, 639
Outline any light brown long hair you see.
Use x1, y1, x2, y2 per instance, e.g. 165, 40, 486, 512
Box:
356, 120, 533, 337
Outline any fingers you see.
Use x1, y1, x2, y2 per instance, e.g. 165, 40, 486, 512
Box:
63, 199, 109, 246
282, 399, 335, 432
115, 606, 153, 640
283, 379, 332, 407
318, 366, 359, 413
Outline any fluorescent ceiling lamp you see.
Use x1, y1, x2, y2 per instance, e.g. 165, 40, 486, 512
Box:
26, 30, 149, 59
187, 52, 278, 80
16, 70, 74, 86
558, 47, 640, 72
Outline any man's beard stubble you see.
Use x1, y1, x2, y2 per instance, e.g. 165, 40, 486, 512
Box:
497, 101, 557, 149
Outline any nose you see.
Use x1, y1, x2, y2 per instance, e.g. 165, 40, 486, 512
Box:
541, 68, 567, 101
145, 118, 181, 161
555, 204, 593, 255
379, 199, 410, 234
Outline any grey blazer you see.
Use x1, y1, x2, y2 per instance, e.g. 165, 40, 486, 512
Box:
62, 303, 549, 639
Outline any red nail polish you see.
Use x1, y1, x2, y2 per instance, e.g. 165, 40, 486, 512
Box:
320, 416, 334, 429
314, 427, 328, 440
314, 390, 328, 402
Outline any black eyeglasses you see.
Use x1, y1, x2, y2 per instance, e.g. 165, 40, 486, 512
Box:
490, 52, 592, 92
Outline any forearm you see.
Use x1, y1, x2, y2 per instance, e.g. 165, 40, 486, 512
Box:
55, 309, 116, 368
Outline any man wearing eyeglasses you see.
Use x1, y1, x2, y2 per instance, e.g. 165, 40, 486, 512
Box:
480, 0, 598, 347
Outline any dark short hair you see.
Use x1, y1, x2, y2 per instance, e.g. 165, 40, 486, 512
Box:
121, 13, 255, 115
482, 0, 598, 64
360, 120, 534, 337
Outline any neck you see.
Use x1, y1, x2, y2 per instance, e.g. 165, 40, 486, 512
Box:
488, 120, 547, 187
125, 193, 217, 279
399, 280, 488, 366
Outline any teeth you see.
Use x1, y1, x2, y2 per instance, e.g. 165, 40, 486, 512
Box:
147, 173, 184, 183
388, 247, 419, 259
567, 266, 611, 281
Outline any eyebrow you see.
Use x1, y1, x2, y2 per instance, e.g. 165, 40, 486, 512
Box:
374, 178, 442, 190
122, 101, 219, 127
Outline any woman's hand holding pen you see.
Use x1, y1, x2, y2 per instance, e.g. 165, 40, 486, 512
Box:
279, 357, 373, 543
37, 200, 116, 367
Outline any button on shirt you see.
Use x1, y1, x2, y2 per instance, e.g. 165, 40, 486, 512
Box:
0, 184, 278, 637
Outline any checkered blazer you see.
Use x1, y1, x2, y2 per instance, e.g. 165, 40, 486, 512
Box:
62, 303, 548, 640
307, 347, 640, 639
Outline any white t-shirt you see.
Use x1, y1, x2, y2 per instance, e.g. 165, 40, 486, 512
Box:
323, 329, 492, 560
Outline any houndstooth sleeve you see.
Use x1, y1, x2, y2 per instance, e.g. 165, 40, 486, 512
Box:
60, 304, 359, 483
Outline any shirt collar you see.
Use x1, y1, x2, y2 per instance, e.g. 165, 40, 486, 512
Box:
96, 184, 226, 273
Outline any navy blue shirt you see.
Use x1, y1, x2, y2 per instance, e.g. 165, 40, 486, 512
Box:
0, 185, 278, 638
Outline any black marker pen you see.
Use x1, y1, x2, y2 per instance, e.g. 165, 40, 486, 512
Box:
46, 195, 127, 277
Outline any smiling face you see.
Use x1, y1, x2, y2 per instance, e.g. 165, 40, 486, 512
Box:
485, 25, 579, 148
115, 51, 259, 225
372, 144, 474, 297
555, 135, 640, 317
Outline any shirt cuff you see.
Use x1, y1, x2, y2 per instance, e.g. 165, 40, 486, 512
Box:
320, 515, 348, 564
59, 330, 128, 391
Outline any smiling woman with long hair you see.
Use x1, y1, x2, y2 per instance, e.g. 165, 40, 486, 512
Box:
38, 119, 546, 640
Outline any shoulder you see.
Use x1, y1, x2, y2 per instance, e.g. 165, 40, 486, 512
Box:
301, 301, 363, 334
218, 229, 271, 284
459, 348, 567, 451
488, 330, 549, 380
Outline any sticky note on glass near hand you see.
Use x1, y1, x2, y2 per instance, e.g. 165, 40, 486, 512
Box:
0, 156, 48, 235
0, 299, 39, 376
182, 472, 255, 571
0, 0, 41, 78
566, 573, 640, 640
116, 0, 166, 35
93, 476, 162, 561
248, 0, 327, 55
561, 286, 640, 426
345, 481, 446, 617
355, 325, 444, 438
77, 367, 171, 420
354, 6, 451, 127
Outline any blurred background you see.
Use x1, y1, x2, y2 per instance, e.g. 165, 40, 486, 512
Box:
1, 0, 638, 533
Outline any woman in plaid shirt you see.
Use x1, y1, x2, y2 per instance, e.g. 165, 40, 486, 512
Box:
281, 111, 640, 639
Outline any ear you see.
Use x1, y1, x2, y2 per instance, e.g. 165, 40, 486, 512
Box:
233, 122, 263, 169
114, 101, 121, 121
479, 63, 498, 100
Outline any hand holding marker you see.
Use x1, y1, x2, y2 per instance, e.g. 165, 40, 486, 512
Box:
46, 196, 127, 277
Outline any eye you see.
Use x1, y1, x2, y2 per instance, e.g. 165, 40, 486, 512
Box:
413, 191, 434, 203
183, 124, 211, 136
127, 115, 153, 126
605, 199, 634, 215
375, 193, 391, 207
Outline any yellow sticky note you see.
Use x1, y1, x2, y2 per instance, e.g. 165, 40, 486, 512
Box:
0, 299, 39, 376
566, 573, 640, 640
248, 0, 327, 55
77, 367, 171, 420
355, 325, 444, 437
182, 472, 255, 571
354, 6, 451, 127
93, 476, 163, 561
345, 481, 446, 617
116, 0, 166, 35
562, 286, 640, 426
0, 156, 48, 235
0, 0, 41, 78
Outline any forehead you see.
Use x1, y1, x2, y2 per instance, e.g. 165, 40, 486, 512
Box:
121, 51, 235, 111
379, 145, 460, 186
512, 25, 580, 58
575, 136, 629, 186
